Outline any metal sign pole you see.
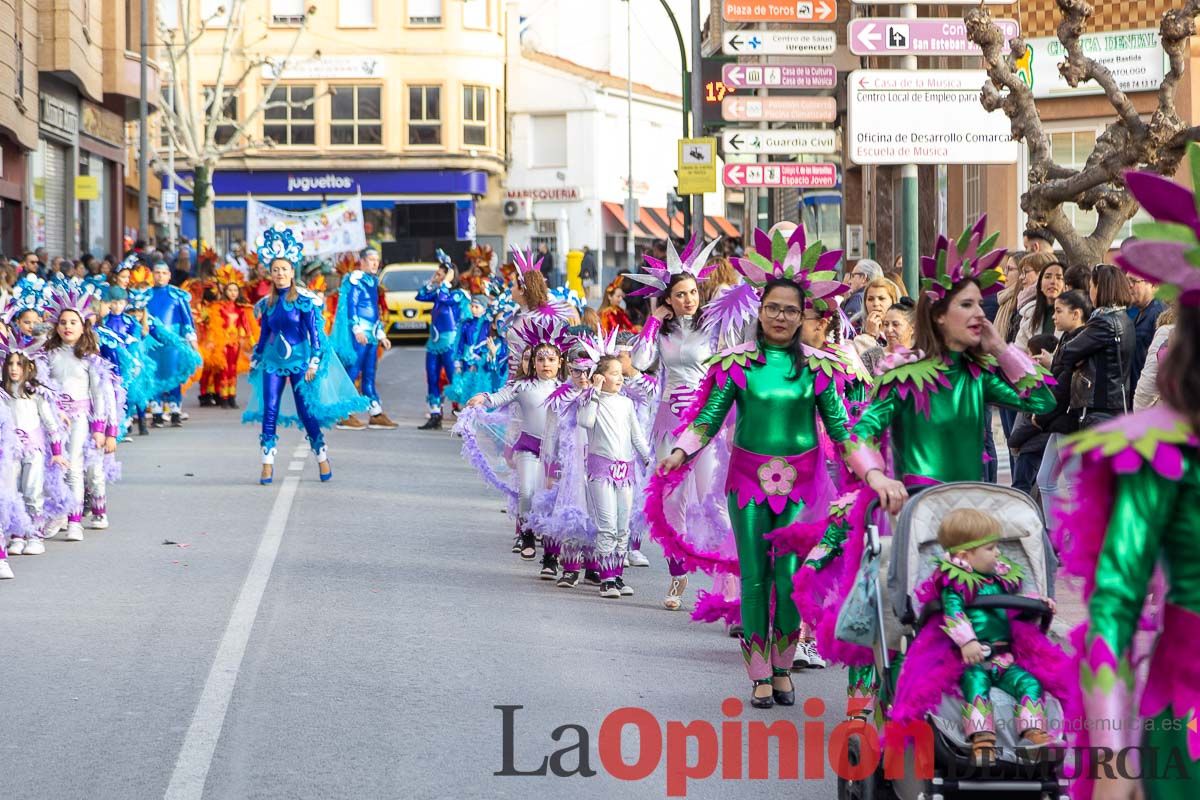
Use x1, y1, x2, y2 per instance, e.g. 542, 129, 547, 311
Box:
690, 0, 704, 242
901, 2, 919, 296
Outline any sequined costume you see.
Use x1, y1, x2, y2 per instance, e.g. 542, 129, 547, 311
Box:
332, 268, 388, 416
445, 308, 495, 406
415, 280, 467, 414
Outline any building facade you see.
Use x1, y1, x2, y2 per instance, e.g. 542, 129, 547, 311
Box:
0, 0, 160, 260
169, 0, 506, 264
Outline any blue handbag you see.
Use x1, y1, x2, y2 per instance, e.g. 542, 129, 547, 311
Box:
834, 547, 881, 648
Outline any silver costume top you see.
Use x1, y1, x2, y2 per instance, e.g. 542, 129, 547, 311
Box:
577, 390, 651, 463
485, 377, 560, 440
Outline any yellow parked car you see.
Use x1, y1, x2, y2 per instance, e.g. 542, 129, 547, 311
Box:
380, 263, 438, 340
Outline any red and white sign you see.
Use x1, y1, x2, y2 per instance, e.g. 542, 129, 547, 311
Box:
723, 0, 836, 23
722, 64, 837, 90
723, 163, 838, 189
722, 96, 837, 123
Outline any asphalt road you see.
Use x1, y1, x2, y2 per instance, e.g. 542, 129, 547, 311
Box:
1, 345, 849, 800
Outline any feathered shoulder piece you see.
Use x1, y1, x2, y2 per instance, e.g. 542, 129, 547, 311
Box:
825, 340, 874, 385
702, 341, 765, 390
920, 215, 1005, 302
166, 285, 192, 302
872, 349, 950, 417
802, 343, 861, 397
701, 282, 759, 345
921, 554, 1024, 604
963, 351, 1056, 398
626, 235, 721, 297
1063, 405, 1198, 481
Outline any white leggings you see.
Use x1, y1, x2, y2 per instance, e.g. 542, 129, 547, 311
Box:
64, 417, 106, 521
587, 478, 633, 558
8, 454, 45, 536
514, 451, 542, 527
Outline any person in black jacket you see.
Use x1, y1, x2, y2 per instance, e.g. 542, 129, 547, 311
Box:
1008, 333, 1058, 495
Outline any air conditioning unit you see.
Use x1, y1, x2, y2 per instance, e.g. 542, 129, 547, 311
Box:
503, 198, 533, 222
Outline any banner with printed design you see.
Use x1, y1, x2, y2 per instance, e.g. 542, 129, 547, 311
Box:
246, 197, 367, 257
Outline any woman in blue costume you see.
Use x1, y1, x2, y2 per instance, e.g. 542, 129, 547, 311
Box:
99, 287, 156, 436
416, 249, 469, 430
243, 224, 370, 484
446, 294, 496, 407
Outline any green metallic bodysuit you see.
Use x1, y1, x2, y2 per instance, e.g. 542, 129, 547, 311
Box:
1065, 408, 1200, 799
934, 557, 1045, 737
676, 343, 851, 681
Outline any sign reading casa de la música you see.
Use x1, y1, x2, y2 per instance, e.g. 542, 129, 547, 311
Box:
1017, 29, 1166, 99
848, 70, 1018, 165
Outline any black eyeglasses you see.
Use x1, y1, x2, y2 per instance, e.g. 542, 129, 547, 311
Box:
762, 303, 803, 321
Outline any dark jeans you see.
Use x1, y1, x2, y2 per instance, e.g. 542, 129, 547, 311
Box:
1012, 450, 1043, 496
983, 406, 998, 483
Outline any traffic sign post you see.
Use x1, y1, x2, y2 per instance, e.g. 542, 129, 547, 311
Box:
847, 70, 1018, 165
722, 129, 838, 155
722, 0, 836, 23
722, 64, 837, 90
723, 163, 839, 189
722, 96, 837, 123
849, 18, 1019, 56
161, 189, 180, 214
677, 137, 717, 196
722, 30, 836, 55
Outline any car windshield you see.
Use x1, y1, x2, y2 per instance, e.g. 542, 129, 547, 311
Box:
381, 270, 430, 292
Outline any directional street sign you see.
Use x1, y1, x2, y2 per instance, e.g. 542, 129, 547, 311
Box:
722, 96, 837, 123
848, 70, 1018, 165
723, 163, 839, 189
722, 64, 837, 90
723, 0, 836, 23
722, 129, 838, 155
722, 30, 837, 56
849, 18, 1019, 56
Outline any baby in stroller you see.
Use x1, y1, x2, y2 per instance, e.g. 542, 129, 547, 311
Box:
931, 509, 1056, 764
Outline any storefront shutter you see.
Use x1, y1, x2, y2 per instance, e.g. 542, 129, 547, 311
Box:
42, 142, 66, 256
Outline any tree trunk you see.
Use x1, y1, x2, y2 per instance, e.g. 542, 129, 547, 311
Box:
194, 163, 216, 246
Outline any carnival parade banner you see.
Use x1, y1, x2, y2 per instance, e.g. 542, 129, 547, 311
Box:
246, 196, 367, 256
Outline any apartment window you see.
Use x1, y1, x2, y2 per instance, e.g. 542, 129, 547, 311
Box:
531, 115, 566, 167
408, 85, 441, 145
331, 85, 382, 146
462, 0, 487, 28
270, 0, 307, 24
963, 164, 982, 226
408, 0, 441, 25
263, 85, 315, 145
463, 85, 488, 147
1041, 126, 1149, 242
158, 0, 180, 29
203, 88, 239, 146
339, 0, 374, 26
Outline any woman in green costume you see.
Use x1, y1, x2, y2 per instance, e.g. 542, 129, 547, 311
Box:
656, 230, 855, 709
1055, 146, 1200, 800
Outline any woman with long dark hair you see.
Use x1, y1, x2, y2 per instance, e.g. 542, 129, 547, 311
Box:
1055, 148, 1200, 799
626, 236, 733, 610
656, 236, 854, 709
1014, 257, 1066, 352
242, 224, 368, 484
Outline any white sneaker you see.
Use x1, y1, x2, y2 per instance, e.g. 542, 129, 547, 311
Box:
22, 538, 44, 556
87, 514, 109, 530
802, 639, 826, 669
627, 549, 650, 567
0, 560, 13, 579
45, 517, 67, 537
7, 538, 24, 556
64, 523, 84, 542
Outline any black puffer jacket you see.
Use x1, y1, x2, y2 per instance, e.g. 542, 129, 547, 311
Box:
1057, 308, 1134, 421
1034, 326, 1085, 435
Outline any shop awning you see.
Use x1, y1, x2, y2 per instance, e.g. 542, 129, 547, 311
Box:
603, 202, 740, 241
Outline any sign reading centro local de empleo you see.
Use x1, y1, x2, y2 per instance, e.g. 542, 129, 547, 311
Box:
847, 70, 1018, 165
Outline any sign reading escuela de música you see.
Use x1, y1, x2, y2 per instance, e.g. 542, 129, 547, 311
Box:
1019, 29, 1165, 99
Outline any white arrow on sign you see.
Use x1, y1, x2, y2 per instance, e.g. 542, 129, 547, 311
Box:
855, 22, 881, 52
726, 66, 744, 85
725, 164, 745, 184
815, 0, 834, 19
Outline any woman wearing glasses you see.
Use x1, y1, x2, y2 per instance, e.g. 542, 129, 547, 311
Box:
656, 226, 854, 709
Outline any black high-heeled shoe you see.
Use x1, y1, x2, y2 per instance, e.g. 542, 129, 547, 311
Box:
772, 670, 795, 706
751, 679, 774, 709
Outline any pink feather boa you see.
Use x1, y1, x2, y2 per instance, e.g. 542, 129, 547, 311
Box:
691, 590, 741, 625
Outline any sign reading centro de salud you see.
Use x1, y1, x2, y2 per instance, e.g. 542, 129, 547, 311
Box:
848, 70, 1018, 165
1019, 29, 1166, 98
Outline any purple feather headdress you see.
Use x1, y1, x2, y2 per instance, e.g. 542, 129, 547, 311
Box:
573, 327, 620, 373
0, 328, 45, 360
45, 286, 95, 322
626, 235, 722, 297
919, 215, 1006, 303
732, 225, 848, 317
510, 315, 573, 356
510, 247, 544, 289
1115, 141, 1200, 306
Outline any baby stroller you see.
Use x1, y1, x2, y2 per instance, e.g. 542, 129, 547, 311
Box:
837, 482, 1068, 800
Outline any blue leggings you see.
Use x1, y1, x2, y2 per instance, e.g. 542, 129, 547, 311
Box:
425, 347, 457, 412
259, 371, 325, 455
345, 340, 380, 410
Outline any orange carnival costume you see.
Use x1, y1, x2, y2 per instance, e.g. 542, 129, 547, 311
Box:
198, 266, 258, 408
